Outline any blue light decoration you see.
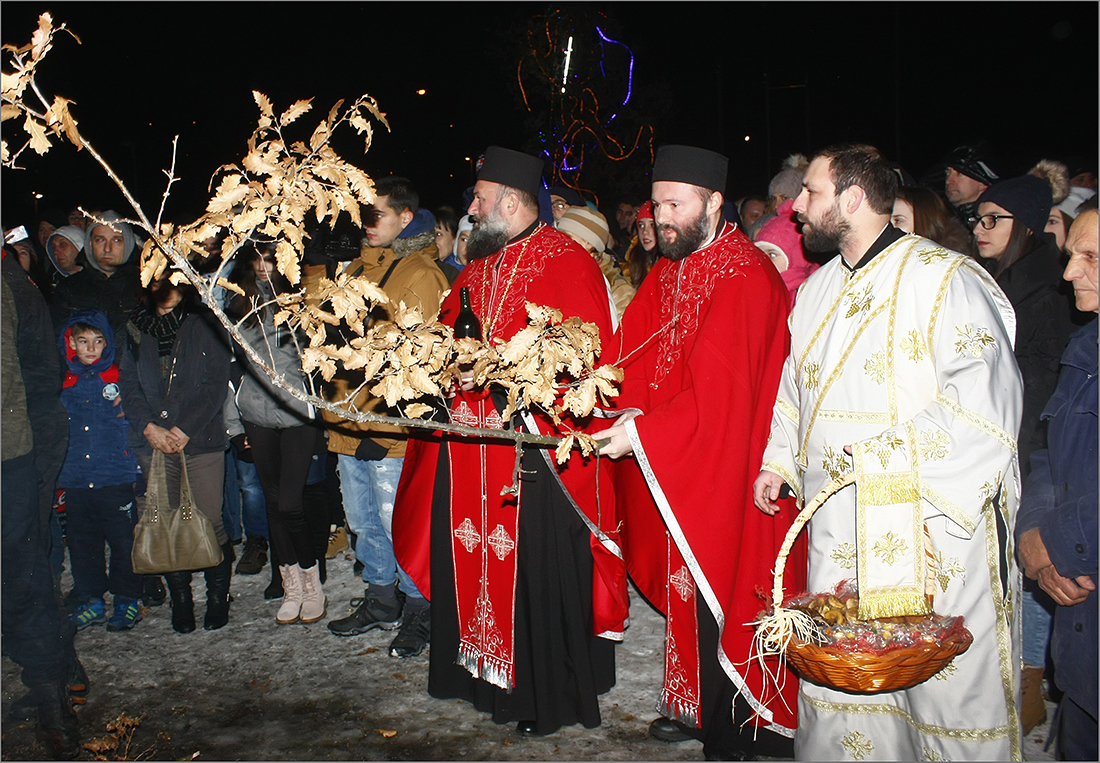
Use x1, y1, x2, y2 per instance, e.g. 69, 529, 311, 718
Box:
595, 26, 634, 124
515, 10, 654, 205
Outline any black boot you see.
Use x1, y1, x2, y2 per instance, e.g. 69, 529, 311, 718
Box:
143, 575, 166, 607
264, 543, 283, 600
32, 681, 79, 759
164, 571, 195, 634
303, 480, 331, 584
203, 543, 233, 631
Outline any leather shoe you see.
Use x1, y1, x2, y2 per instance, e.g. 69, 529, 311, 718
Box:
516, 720, 550, 737
649, 716, 692, 743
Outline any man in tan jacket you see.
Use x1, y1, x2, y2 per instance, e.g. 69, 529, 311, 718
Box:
303, 176, 448, 658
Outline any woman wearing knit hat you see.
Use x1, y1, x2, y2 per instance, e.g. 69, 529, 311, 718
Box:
974, 174, 1080, 735
622, 200, 658, 288
753, 199, 819, 305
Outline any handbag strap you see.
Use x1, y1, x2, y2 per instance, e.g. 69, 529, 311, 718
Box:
176, 452, 197, 518
146, 450, 169, 520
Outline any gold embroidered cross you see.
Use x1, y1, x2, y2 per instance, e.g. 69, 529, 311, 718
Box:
872, 531, 908, 565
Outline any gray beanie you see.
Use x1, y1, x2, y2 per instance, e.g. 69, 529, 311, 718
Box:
769, 167, 804, 200
45, 225, 86, 275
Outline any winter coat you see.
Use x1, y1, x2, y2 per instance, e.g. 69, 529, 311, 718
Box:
51, 261, 141, 352
302, 228, 448, 459
229, 281, 316, 430
1, 254, 67, 477
118, 309, 232, 456
1016, 319, 1098, 713
57, 310, 138, 489
994, 233, 1077, 480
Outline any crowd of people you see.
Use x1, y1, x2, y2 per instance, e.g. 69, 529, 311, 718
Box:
1, 137, 1096, 760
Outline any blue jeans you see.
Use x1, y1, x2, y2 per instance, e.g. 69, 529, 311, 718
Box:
1021, 577, 1054, 667
336, 454, 422, 600
222, 446, 268, 541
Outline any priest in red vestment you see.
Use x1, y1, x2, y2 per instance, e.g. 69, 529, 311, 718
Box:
598, 145, 806, 760
392, 146, 628, 737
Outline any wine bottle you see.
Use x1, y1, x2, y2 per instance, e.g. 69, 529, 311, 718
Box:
454, 287, 482, 340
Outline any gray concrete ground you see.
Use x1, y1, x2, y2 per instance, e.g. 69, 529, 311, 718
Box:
2, 549, 1056, 760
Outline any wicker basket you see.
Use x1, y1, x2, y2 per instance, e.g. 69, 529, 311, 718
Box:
766, 473, 973, 694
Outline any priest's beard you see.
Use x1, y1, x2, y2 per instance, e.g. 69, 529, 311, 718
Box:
465, 202, 511, 262
800, 201, 850, 253
657, 210, 711, 261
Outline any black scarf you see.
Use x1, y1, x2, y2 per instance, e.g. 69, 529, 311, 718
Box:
129, 305, 184, 360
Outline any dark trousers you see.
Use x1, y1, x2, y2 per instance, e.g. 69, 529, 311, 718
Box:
65, 483, 142, 601
1, 454, 77, 688
242, 422, 318, 569
1056, 694, 1098, 761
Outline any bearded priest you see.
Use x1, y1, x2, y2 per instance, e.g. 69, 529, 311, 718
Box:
599, 145, 803, 760
392, 146, 628, 737
754, 143, 1023, 760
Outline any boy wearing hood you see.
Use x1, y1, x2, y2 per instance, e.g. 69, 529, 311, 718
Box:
58, 310, 143, 632
51, 211, 141, 350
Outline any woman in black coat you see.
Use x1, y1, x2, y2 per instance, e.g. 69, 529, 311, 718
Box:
119, 279, 234, 633
973, 174, 1078, 731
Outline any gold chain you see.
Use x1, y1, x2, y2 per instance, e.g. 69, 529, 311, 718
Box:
480, 223, 542, 338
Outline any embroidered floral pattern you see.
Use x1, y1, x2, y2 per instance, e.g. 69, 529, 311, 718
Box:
933, 551, 965, 592
900, 329, 926, 362
822, 445, 850, 481
841, 730, 874, 760
454, 518, 480, 553
954, 324, 997, 358
918, 429, 950, 461
803, 361, 820, 391
979, 472, 1001, 508
864, 351, 887, 384
873, 531, 908, 565
917, 247, 949, 265
670, 566, 695, 603
845, 284, 874, 319
831, 542, 857, 570
865, 431, 905, 468
487, 524, 515, 561
933, 659, 958, 681
654, 226, 754, 386
921, 744, 948, 760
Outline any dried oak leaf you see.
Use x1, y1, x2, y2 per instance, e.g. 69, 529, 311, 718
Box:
403, 402, 432, 419
279, 98, 313, 127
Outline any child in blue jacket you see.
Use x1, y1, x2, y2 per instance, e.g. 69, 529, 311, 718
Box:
58, 310, 142, 631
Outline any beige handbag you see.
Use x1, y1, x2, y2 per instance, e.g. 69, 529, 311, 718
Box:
132, 450, 223, 574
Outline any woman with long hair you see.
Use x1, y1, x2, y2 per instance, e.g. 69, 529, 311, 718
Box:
891, 186, 974, 255
119, 278, 233, 632
225, 242, 326, 625
623, 200, 658, 288
973, 175, 1078, 732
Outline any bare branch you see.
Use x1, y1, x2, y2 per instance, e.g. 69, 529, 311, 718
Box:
156, 135, 180, 231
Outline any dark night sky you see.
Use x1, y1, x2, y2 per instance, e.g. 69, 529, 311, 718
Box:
2, 2, 1097, 228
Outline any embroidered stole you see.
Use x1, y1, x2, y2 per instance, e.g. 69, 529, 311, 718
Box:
660, 533, 703, 728
446, 391, 521, 689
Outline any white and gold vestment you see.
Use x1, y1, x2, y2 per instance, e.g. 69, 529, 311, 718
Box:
762, 233, 1024, 761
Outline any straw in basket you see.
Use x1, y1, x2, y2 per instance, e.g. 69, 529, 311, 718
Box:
752, 473, 973, 694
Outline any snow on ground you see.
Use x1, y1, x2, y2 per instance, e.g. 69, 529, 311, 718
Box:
3, 550, 1055, 760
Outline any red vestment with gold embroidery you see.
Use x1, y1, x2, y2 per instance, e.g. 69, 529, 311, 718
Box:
393, 223, 628, 730
613, 221, 805, 737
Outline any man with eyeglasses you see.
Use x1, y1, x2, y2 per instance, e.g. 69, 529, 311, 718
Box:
754, 143, 1025, 760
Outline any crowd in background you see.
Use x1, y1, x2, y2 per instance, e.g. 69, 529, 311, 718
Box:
1, 139, 1096, 758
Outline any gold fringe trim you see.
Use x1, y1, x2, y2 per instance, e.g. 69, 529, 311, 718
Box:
858, 589, 932, 620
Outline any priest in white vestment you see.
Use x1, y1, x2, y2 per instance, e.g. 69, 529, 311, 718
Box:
754, 144, 1025, 761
